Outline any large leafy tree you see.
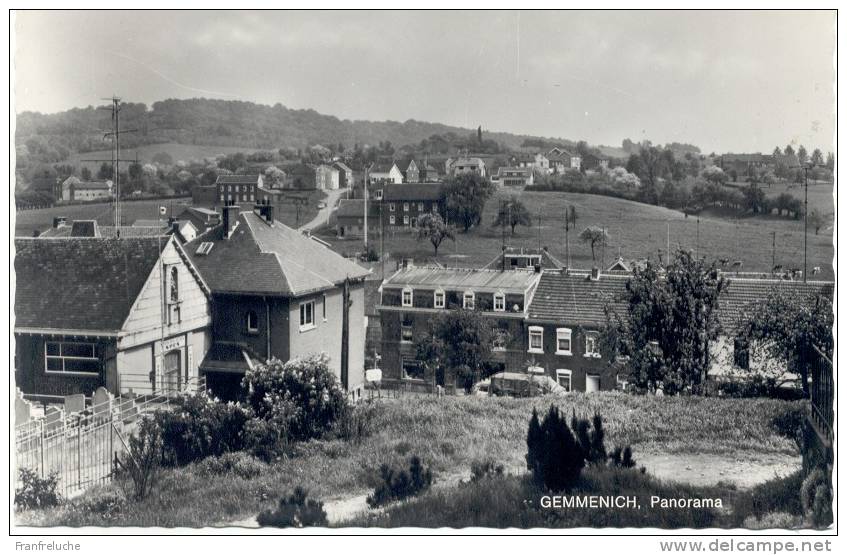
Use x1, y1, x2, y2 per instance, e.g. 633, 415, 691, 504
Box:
737, 288, 833, 393
578, 226, 610, 263
444, 173, 495, 232
601, 250, 725, 393
415, 309, 495, 391
492, 195, 532, 235
415, 212, 454, 255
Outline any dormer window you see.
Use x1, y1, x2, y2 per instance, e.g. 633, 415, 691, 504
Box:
433, 289, 445, 309
493, 292, 505, 312
463, 291, 475, 309
402, 287, 413, 307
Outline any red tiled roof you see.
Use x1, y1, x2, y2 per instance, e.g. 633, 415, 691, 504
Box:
527, 271, 629, 326
717, 278, 834, 333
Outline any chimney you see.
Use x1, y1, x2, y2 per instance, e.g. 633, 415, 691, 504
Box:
254, 202, 274, 225
221, 202, 239, 238
590, 267, 600, 281
171, 221, 180, 234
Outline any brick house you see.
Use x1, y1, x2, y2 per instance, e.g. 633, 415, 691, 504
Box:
377, 266, 542, 386
375, 183, 447, 228
185, 204, 371, 399
548, 148, 582, 173
215, 175, 263, 205
14, 236, 213, 398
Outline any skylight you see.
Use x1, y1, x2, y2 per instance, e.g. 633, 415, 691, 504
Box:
195, 242, 214, 255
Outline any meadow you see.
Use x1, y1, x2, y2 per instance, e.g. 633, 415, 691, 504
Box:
16, 393, 802, 528
324, 187, 834, 280
14, 191, 325, 237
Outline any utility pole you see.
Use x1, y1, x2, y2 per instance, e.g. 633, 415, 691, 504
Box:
772, 231, 776, 274
803, 165, 809, 282
696, 217, 700, 258
564, 210, 570, 268
601, 225, 606, 269
364, 163, 372, 254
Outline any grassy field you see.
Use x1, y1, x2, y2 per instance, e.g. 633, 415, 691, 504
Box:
323, 188, 834, 280
67, 142, 263, 170
14, 191, 325, 237
16, 393, 802, 528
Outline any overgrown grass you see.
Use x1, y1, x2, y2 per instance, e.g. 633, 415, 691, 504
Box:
16, 393, 802, 528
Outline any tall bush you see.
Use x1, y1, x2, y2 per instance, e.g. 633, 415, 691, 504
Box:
242, 353, 349, 442
526, 406, 584, 491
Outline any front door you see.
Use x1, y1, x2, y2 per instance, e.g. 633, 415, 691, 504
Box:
163, 350, 181, 395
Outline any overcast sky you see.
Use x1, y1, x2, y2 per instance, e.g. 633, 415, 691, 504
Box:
14, 10, 835, 154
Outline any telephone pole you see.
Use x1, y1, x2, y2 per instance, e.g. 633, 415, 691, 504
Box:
564, 210, 570, 268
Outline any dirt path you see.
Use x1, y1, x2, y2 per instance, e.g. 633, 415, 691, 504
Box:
298, 188, 347, 232
638, 452, 801, 489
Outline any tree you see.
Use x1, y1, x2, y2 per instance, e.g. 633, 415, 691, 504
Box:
701, 165, 728, 186
743, 183, 767, 214
784, 145, 795, 157
97, 162, 113, 180
578, 226, 609, 263
80, 166, 92, 181
415, 212, 454, 255
444, 173, 495, 232
415, 309, 495, 391
773, 146, 782, 157
152, 152, 174, 166
492, 196, 532, 235
825, 152, 834, 171
477, 125, 482, 143
810, 148, 824, 167
808, 209, 825, 235
797, 145, 808, 166
525, 406, 584, 492
738, 288, 833, 393
568, 205, 577, 230
601, 250, 725, 393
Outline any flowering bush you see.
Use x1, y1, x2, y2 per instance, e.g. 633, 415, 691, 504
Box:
242, 353, 349, 442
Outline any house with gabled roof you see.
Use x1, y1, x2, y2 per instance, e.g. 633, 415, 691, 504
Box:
184, 203, 371, 399
368, 162, 403, 185
14, 236, 213, 398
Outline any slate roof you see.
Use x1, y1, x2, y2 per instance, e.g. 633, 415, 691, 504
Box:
73, 181, 111, 190
717, 278, 834, 333
185, 211, 370, 297
527, 271, 630, 326
381, 182, 445, 201
40, 225, 167, 238
14, 237, 166, 332
383, 266, 540, 293
215, 175, 261, 185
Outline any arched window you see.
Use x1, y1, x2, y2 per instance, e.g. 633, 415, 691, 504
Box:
246, 311, 259, 333
169, 266, 179, 303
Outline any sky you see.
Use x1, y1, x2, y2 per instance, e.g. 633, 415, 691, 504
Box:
13, 10, 836, 154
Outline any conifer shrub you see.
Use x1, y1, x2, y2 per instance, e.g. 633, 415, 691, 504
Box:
367, 455, 433, 507
526, 406, 584, 491
257, 487, 328, 528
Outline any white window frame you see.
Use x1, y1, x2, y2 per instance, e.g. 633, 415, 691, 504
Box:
400, 313, 414, 343
389, 203, 396, 212
585, 331, 601, 358
403, 215, 410, 225
528, 325, 544, 353
555, 369, 572, 391
403, 202, 409, 212
418, 202, 424, 211
402, 287, 414, 307
433, 289, 445, 309
463, 291, 475, 309
556, 328, 573, 355
389, 215, 396, 225
299, 300, 316, 331
493, 292, 506, 312
246, 311, 259, 333
44, 340, 99, 376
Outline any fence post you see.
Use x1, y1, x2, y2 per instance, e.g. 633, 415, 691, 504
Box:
39, 419, 44, 478
77, 425, 82, 491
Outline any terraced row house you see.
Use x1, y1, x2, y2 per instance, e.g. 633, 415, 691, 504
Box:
377, 264, 834, 393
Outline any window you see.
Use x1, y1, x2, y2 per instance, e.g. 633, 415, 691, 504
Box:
322, 294, 327, 320
389, 215, 396, 225
403, 203, 409, 212
556, 328, 572, 355
168, 266, 179, 303
246, 311, 259, 333
220, 193, 225, 202
195, 242, 214, 255
418, 202, 424, 211
493, 292, 505, 312
389, 203, 396, 212
402, 287, 413, 307
299, 300, 315, 330
45, 341, 99, 374
401, 313, 414, 342
528, 326, 544, 353
402, 356, 425, 380
463, 291, 475, 309
585, 332, 600, 358
733, 337, 750, 369
555, 369, 572, 392
434, 289, 445, 308
374, 189, 383, 200
492, 326, 509, 351
402, 215, 409, 225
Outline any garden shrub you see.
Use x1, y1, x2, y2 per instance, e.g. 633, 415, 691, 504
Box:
197, 452, 268, 480
115, 417, 162, 500
15, 468, 61, 510
69, 487, 126, 521
731, 469, 804, 525
742, 512, 804, 530
609, 445, 637, 468
771, 405, 806, 451
526, 406, 584, 491
243, 353, 349, 442
242, 417, 288, 462
571, 411, 607, 464
800, 468, 833, 527
470, 459, 504, 482
367, 455, 433, 507
257, 487, 328, 528
154, 390, 252, 466
332, 400, 379, 444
